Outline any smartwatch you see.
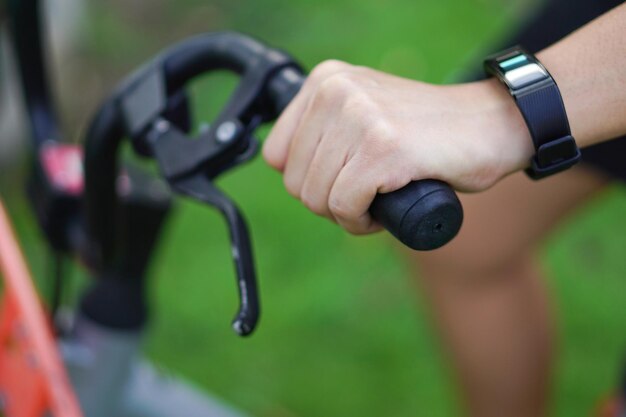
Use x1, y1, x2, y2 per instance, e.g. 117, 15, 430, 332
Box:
484, 46, 581, 180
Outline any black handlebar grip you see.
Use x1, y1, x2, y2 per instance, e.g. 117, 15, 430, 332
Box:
369, 180, 463, 250
268, 67, 463, 250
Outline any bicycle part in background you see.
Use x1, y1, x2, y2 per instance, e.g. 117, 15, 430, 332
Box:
0, 200, 83, 417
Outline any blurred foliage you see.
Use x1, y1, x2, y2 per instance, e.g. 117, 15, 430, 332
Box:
1, 0, 624, 416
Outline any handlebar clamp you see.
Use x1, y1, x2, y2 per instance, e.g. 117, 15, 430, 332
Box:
117, 37, 302, 182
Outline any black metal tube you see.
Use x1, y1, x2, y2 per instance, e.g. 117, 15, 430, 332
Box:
83, 100, 125, 267
7, 0, 61, 147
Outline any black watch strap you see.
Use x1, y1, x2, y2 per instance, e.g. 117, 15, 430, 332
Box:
484, 46, 581, 179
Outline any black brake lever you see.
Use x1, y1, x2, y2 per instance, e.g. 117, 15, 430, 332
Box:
141, 116, 261, 336
104, 33, 303, 337
171, 174, 259, 336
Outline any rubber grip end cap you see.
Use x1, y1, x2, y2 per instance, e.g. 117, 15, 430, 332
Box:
399, 188, 463, 250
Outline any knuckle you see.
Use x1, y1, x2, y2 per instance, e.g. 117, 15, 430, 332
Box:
361, 120, 397, 157
328, 196, 354, 220
310, 59, 350, 80
300, 190, 325, 215
283, 176, 301, 199
316, 72, 358, 103
335, 93, 380, 136
343, 92, 375, 116
337, 216, 371, 236
370, 118, 394, 140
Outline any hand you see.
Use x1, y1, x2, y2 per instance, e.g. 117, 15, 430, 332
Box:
263, 60, 533, 235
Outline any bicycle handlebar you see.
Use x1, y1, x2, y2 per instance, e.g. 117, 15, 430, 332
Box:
85, 32, 282, 265
266, 67, 464, 250
84, 32, 293, 336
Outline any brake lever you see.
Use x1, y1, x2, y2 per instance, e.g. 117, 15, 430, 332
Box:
142, 116, 261, 336
113, 40, 301, 336
172, 174, 259, 336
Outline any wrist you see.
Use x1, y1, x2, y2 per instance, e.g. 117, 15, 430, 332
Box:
470, 78, 535, 178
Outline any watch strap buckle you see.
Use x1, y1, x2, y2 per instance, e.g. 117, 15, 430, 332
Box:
525, 135, 581, 180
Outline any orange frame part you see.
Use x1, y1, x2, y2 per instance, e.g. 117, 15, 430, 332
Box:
0, 199, 83, 417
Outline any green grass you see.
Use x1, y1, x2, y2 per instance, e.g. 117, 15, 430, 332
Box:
2, 0, 625, 416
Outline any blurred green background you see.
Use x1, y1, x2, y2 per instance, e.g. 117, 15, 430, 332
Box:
1, 0, 625, 416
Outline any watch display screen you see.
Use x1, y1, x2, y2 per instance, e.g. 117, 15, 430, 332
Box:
498, 54, 548, 90
498, 54, 530, 71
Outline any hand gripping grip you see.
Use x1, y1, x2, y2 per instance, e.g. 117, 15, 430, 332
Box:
267, 67, 463, 250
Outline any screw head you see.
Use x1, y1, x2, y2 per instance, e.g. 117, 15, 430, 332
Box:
154, 119, 170, 133
216, 121, 238, 144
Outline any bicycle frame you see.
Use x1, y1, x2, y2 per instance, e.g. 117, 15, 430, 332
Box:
0, 199, 81, 417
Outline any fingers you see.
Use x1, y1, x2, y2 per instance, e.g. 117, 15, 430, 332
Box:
327, 158, 383, 235
263, 60, 353, 171
299, 127, 349, 220
263, 60, 395, 236
323, 123, 413, 234
262, 85, 310, 171
281, 98, 327, 198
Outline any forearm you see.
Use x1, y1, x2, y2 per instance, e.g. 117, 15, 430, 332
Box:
476, 3, 626, 176
538, 3, 626, 148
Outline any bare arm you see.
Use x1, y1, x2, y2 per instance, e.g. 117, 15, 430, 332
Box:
263, 4, 626, 234
538, 3, 626, 149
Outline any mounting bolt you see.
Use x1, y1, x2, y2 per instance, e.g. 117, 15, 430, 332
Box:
216, 121, 239, 144
154, 119, 170, 133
